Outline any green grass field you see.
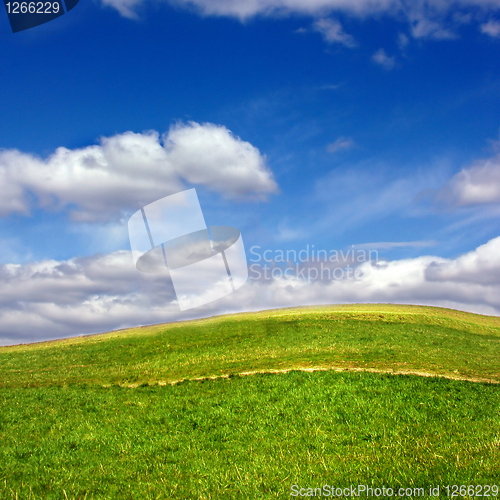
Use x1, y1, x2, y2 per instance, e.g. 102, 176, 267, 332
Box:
0, 304, 499, 499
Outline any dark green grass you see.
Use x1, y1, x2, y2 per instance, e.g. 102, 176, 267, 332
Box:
1, 371, 499, 500
1, 305, 500, 387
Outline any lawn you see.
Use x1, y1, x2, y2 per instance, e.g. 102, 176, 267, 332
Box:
1, 304, 499, 388
0, 304, 499, 499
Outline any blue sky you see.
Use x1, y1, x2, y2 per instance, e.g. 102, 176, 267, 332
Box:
1, 0, 500, 343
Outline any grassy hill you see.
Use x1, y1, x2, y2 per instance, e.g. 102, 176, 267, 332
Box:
0, 304, 499, 499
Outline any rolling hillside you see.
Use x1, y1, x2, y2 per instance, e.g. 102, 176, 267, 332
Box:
0, 304, 499, 499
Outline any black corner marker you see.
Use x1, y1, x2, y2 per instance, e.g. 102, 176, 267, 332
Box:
3, 0, 77, 33
63, 0, 78, 12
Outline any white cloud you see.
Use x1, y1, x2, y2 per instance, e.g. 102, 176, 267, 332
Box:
101, 0, 141, 17
436, 154, 500, 207
163, 122, 276, 199
102, 0, 500, 44
353, 240, 437, 250
0, 122, 277, 223
371, 48, 396, 69
2, 236, 500, 345
233, 235, 500, 316
408, 14, 457, 40
425, 237, 500, 285
397, 32, 410, 49
165, 0, 500, 21
480, 19, 500, 37
0, 251, 179, 345
313, 18, 356, 47
326, 136, 355, 153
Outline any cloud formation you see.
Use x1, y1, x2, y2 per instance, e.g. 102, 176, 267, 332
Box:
326, 136, 356, 153
166, 0, 500, 21
102, 0, 500, 43
0, 122, 277, 222
353, 240, 437, 250
313, 18, 356, 47
2, 236, 500, 345
436, 153, 500, 207
480, 19, 500, 37
372, 48, 396, 70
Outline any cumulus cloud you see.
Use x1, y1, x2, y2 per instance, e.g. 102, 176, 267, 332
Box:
0, 251, 178, 345
480, 19, 500, 37
2, 236, 500, 345
0, 122, 277, 222
163, 122, 276, 199
371, 48, 396, 69
326, 136, 355, 153
313, 18, 356, 47
436, 154, 500, 207
425, 237, 500, 285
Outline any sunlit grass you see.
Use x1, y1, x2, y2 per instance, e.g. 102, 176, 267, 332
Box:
1, 371, 499, 499
1, 304, 499, 387
0, 304, 499, 499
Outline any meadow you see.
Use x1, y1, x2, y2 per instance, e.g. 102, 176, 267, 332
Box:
0, 304, 499, 499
